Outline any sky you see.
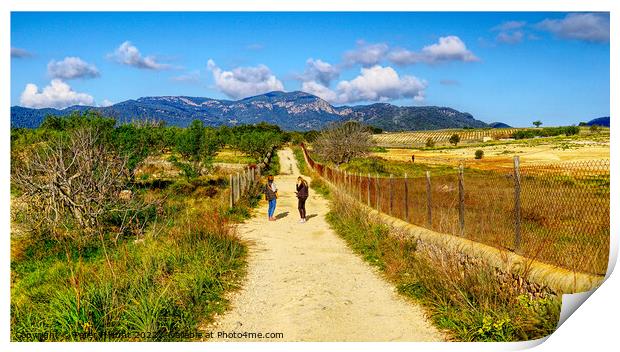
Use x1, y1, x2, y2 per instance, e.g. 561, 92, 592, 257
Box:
10, 12, 610, 127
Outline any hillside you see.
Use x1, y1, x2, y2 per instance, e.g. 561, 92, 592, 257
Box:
587, 116, 610, 127
11, 91, 487, 131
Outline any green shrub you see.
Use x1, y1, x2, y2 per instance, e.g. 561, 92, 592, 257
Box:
475, 150, 484, 159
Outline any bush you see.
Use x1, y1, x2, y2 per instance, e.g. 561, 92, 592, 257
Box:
563, 125, 580, 136
425, 138, 435, 148
475, 150, 484, 159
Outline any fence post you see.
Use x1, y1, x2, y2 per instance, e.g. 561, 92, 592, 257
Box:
376, 173, 380, 211
426, 171, 432, 227
229, 174, 234, 208
404, 173, 409, 223
367, 173, 371, 206
458, 164, 465, 237
389, 174, 394, 216
235, 172, 240, 202
513, 156, 522, 251
241, 168, 246, 193
358, 173, 362, 201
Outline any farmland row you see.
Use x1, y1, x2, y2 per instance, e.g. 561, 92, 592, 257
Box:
373, 128, 520, 147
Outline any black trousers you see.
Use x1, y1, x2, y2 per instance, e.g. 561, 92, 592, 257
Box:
297, 197, 307, 219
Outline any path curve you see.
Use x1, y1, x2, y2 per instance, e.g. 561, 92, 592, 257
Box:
206, 148, 445, 342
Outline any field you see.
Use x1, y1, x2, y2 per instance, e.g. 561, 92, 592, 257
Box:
373, 128, 520, 147
373, 130, 609, 171
303, 126, 611, 275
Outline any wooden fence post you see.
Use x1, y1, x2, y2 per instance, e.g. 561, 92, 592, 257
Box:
241, 169, 246, 193
229, 174, 234, 207
404, 173, 409, 223
235, 172, 240, 202
513, 156, 522, 251
367, 173, 371, 206
389, 174, 394, 216
458, 164, 465, 237
358, 173, 362, 201
376, 173, 380, 211
426, 171, 432, 227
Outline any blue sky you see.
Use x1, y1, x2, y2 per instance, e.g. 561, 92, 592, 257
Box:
11, 12, 610, 127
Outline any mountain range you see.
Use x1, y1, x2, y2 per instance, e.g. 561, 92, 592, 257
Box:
11, 91, 489, 131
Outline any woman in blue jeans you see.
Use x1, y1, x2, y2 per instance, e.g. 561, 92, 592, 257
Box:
265, 175, 278, 221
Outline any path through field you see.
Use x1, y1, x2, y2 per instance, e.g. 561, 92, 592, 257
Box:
206, 148, 444, 342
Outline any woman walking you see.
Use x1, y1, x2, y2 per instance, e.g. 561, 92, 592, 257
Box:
296, 176, 309, 223
265, 175, 278, 221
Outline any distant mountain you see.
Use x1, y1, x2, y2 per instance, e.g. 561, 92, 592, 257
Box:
488, 122, 512, 128
11, 91, 488, 131
586, 116, 610, 127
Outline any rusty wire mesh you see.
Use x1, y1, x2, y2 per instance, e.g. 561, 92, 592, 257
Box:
300, 145, 609, 275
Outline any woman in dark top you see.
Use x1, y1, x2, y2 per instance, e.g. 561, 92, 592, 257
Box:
295, 176, 309, 223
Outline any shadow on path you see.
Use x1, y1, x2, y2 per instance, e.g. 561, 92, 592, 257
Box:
306, 214, 318, 221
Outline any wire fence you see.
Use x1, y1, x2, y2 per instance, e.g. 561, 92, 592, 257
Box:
301, 144, 610, 275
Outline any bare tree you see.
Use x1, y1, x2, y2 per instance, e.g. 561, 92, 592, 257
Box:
12, 126, 131, 242
312, 121, 374, 165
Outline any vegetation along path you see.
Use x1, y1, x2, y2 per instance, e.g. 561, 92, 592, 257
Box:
206, 148, 444, 342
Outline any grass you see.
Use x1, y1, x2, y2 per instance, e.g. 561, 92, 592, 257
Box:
342, 155, 458, 177
265, 149, 281, 176
325, 192, 561, 342
11, 174, 251, 341
213, 148, 256, 164
292, 146, 309, 176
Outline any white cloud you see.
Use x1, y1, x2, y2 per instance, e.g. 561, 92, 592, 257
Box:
11, 47, 32, 58
20, 79, 94, 109
300, 58, 340, 86
420, 36, 479, 63
109, 41, 169, 70
496, 31, 524, 44
343, 41, 389, 67
303, 65, 427, 105
207, 59, 284, 99
301, 80, 339, 103
492, 21, 527, 32
47, 57, 100, 79
537, 13, 609, 43
388, 36, 478, 65
100, 99, 114, 107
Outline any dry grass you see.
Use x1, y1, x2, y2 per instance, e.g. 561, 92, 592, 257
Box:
332, 164, 609, 275
326, 192, 561, 341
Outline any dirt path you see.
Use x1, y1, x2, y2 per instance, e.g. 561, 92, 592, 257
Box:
206, 148, 444, 342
